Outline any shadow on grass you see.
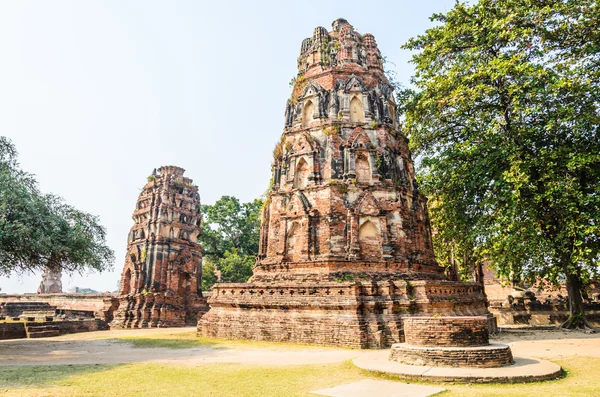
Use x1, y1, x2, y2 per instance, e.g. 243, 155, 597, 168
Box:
0, 364, 121, 388
115, 337, 223, 349
112, 334, 341, 351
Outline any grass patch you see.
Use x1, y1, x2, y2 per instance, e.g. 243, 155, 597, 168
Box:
0, 357, 598, 397
0, 361, 363, 397
0, 364, 120, 389
435, 357, 600, 396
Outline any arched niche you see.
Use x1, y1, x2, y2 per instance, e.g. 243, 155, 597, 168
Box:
302, 100, 314, 128
178, 272, 190, 296
293, 157, 310, 189
350, 96, 365, 122
287, 222, 301, 262
121, 268, 132, 295
389, 102, 397, 126
358, 219, 382, 260
355, 152, 372, 184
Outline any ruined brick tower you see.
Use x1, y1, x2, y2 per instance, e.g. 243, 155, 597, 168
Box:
111, 166, 207, 328
37, 267, 62, 294
199, 19, 492, 348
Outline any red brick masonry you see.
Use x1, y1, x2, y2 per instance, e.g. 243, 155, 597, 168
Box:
199, 19, 497, 350
404, 316, 489, 347
390, 343, 514, 368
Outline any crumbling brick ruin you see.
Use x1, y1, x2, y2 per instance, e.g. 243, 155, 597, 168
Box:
37, 267, 62, 294
111, 166, 207, 328
199, 19, 501, 354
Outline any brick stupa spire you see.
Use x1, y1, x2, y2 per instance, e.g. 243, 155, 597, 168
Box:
111, 166, 207, 328
199, 20, 496, 350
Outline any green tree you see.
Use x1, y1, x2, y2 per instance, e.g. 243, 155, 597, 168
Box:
201, 259, 218, 291
0, 137, 114, 276
400, 0, 600, 329
199, 196, 262, 289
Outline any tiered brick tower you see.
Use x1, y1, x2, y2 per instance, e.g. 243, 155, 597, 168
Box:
199, 19, 493, 348
111, 166, 207, 328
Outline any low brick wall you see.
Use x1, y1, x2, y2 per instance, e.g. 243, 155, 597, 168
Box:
404, 316, 489, 347
38, 319, 109, 335
390, 343, 514, 368
490, 305, 600, 327
0, 322, 26, 340
0, 319, 108, 340
0, 294, 114, 312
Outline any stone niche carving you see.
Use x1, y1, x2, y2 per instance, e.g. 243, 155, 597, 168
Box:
199, 19, 497, 351
111, 166, 207, 328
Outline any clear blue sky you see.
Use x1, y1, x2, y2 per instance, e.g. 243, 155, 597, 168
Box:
0, 0, 456, 293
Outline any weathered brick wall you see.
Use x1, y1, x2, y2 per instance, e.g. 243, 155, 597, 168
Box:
200, 306, 365, 347
48, 319, 108, 335
490, 305, 600, 327
390, 343, 513, 368
0, 294, 114, 312
404, 316, 489, 347
111, 293, 207, 329
200, 281, 491, 348
0, 319, 107, 340
0, 322, 26, 340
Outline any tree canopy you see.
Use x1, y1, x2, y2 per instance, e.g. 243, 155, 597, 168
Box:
0, 137, 114, 276
199, 195, 262, 290
400, 0, 600, 328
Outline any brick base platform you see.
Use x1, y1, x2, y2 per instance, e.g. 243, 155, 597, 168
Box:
111, 293, 208, 329
199, 280, 490, 348
390, 343, 514, 368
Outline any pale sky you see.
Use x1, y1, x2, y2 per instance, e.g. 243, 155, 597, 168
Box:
0, 0, 456, 293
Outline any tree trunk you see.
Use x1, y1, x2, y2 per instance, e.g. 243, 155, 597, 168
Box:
560, 260, 595, 331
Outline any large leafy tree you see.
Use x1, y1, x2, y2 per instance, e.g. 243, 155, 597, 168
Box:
400, 0, 599, 329
199, 196, 262, 290
0, 137, 114, 276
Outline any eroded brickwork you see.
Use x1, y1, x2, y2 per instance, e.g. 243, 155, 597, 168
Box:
390, 343, 514, 368
403, 317, 489, 347
199, 19, 491, 348
37, 267, 62, 294
111, 166, 207, 328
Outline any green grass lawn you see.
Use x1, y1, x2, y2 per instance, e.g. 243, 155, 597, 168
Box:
0, 357, 598, 397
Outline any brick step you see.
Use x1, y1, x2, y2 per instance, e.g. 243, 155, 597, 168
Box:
26, 325, 60, 331
27, 330, 60, 338
21, 310, 57, 317
25, 323, 60, 338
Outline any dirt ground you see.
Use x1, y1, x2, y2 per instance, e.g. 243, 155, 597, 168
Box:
0, 327, 598, 367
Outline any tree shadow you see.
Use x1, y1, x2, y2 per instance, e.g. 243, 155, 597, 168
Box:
114, 337, 225, 349
0, 364, 122, 388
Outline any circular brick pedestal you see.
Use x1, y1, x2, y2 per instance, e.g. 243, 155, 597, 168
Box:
404, 316, 490, 347
395, 315, 514, 368
390, 343, 513, 368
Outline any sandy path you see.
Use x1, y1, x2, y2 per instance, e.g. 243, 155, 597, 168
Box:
0, 327, 359, 366
0, 327, 598, 367
496, 329, 600, 359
